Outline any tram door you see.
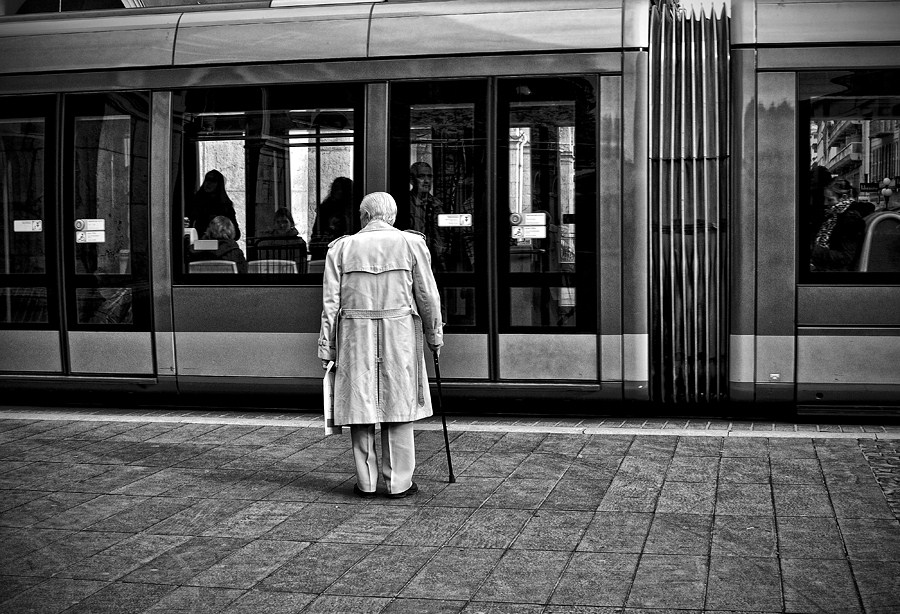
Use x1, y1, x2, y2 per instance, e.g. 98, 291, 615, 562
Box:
390, 78, 598, 382
0, 93, 153, 376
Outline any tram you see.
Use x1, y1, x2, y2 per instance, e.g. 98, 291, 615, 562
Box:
0, 0, 898, 413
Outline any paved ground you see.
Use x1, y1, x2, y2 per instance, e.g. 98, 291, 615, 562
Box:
1, 406, 899, 613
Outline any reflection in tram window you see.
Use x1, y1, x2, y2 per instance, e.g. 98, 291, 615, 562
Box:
74, 114, 136, 278
508, 105, 576, 275
76, 282, 132, 325
175, 86, 362, 278
1, 115, 48, 323
0, 118, 46, 276
69, 92, 150, 330
405, 104, 479, 274
391, 82, 487, 330
501, 77, 596, 331
510, 287, 576, 328
0, 288, 48, 324
802, 70, 900, 276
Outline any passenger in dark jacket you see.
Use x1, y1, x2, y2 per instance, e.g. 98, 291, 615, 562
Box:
190, 215, 248, 274
188, 169, 241, 241
810, 179, 874, 272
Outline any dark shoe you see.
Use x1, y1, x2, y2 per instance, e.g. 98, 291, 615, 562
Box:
387, 482, 418, 499
354, 484, 376, 498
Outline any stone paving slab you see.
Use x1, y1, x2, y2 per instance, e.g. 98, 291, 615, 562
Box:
0, 406, 899, 613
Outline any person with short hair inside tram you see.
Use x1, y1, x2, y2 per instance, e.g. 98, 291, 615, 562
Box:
318, 191, 443, 498
409, 161, 448, 272
190, 215, 248, 274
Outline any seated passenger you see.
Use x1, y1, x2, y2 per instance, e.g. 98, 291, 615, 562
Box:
810, 179, 875, 272
257, 207, 307, 271
265, 207, 301, 238
189, 215, 248, 274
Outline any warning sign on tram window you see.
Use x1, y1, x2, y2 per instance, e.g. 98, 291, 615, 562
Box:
13, 220, 42, 232
437, 214, 473, 227
75, 230, 106, 243
74, 219, 105, 231
509, 212, 548, 226
511, 225, 547, 240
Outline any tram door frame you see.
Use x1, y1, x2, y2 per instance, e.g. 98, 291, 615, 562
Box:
58, 91, 155, 377
1, 92, 156, 378
387, 76, 602, 384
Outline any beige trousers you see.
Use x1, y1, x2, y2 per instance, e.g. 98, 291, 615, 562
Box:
350, 422, 416, 494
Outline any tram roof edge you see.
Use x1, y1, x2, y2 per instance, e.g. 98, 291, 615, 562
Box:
0, 0, 643, 76
735, 0, 900, 47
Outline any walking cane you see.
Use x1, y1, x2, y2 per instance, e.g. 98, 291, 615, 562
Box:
432, 351, 456, 483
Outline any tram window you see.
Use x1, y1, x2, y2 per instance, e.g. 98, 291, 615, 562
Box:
1, 116, 48, 323
499, 77, 597, 331
801, 70, 900, 278
510, 287, 576, 328
0, 288, 48, 324
390, 80, 487, 330
401, 103, 481, 275
174, 85, 363, 281
69, 92, 151, 329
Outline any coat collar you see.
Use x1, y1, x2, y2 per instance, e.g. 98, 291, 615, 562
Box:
359, 220, 398, 233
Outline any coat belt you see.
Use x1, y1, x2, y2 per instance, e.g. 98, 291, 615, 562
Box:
340, 307, 413, 319
338, 306, 425, 407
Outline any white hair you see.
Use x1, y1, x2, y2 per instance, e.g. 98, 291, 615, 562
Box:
359, 192, 397, 225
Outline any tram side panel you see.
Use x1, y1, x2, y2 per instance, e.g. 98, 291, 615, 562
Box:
744, 0, 900, 408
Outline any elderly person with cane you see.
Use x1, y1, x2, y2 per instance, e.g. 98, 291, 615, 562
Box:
318, 191, 443, 498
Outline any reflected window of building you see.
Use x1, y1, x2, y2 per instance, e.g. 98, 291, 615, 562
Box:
173, 85, 362, 280
801, 70, 900, 278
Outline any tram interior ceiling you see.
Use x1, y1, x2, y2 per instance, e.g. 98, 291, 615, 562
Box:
1, 0, 900, 415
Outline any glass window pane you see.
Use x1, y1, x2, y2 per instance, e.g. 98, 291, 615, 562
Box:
441, 287, 476, 327
406, 102, 478, 273
510, 286, 576, 328
508, 103, 577, 274
75, 286, 132, 324
500, 77, 597, 332
1, 118, 46, 275
0, 287, 48, 323
69, 93, 150, 330
179, 87, 360, 277
802, 70, 900, 275
74, 115, 134, 277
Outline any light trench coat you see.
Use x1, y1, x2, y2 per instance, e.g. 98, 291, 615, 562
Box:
318, 220, 443, 425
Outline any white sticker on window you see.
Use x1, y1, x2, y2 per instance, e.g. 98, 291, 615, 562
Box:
437, 214, 473, 228
75, 230, 106, 243
511, 225, 547, 239
74, 219, 105, 231
14, 220, 42, 232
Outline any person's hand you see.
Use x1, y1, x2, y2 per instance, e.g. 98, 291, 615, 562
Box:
427, 344, 441, 357
322, 360, 330, 370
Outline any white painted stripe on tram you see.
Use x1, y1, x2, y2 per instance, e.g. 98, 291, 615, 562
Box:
0, 408, 898, 439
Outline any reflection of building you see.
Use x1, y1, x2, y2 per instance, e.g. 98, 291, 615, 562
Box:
865, 119, 899, 185
810, 119, 862, 186
811, 119, 900, 197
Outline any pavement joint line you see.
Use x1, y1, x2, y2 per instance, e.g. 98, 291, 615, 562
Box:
2, 408, 900, 439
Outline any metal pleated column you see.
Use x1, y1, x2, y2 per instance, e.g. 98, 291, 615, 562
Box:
649, 3, 730, 404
